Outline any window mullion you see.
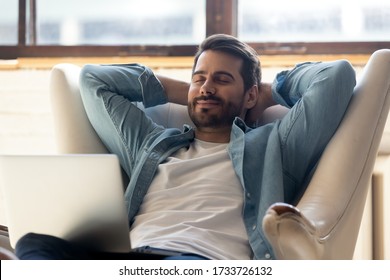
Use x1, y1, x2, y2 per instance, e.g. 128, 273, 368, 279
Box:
28, 0, 37, 45
206, 0, 238, 37
18, 0, 27, 46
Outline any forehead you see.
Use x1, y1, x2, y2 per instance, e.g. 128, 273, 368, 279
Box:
193, 50, 243, 76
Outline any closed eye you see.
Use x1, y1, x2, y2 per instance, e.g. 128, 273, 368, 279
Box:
192, 71, 235, 84
192, 74, 206, 84
215, 77, 231, 84
215, 74, 233, 84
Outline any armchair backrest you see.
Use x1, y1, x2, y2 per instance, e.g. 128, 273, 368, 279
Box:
50, 49, 390, 259
50, 63, 108, 154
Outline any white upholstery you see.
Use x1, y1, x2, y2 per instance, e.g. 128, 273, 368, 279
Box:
49, 63, 109, 154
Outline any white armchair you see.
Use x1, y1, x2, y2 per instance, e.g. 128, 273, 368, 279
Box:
0, 49, 389, 260
45, 49, 390, 259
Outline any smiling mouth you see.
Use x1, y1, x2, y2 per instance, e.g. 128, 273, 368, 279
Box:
197, 100, 220, 105
194, 97, 221, 108
195, 100, 221, 111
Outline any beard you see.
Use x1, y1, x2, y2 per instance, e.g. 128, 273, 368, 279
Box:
188, 96, 243, 129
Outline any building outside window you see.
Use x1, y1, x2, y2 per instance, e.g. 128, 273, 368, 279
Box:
238, 0, 390, 42
0, 0, 388, 57
34, 0, 206, 45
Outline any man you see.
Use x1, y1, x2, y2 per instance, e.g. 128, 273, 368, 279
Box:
16, 34, 356, 260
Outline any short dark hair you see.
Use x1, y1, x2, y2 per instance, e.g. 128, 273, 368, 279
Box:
193, 34, 262, 92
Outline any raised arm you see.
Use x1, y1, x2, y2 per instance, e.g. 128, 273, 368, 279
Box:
156, 75, 189, 106
245, 82, 278, 126
274, 60, 356, 203
79, 63, 169, 177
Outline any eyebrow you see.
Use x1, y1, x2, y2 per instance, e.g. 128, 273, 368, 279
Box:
192, 70, 235, 80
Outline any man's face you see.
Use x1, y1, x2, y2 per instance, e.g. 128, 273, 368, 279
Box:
188, 50, 248, 131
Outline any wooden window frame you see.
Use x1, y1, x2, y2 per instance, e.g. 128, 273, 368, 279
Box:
0, 0, 388, 59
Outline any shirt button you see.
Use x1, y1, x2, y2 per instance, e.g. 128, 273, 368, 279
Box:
246, 192, 251, 199
252, 224, 257, 231
265, 253, 271, 259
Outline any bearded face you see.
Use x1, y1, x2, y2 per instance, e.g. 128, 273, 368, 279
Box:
188, 50, 250, 133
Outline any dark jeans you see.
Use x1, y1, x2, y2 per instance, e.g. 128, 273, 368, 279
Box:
15, 233, 209, 260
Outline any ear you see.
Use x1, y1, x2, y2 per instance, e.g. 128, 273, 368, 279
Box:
245, 85, 259, 110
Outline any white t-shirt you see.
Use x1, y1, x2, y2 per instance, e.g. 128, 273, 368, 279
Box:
130, 139, 252, 260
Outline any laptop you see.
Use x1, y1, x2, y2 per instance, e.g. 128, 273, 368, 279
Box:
0, 154, 131, 253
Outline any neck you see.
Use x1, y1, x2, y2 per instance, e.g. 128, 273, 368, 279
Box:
194, 127, 231, 143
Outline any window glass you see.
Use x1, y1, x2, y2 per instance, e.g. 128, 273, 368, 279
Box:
36, 0, 206, 45
238, 0, 390, 42
0, 1, 18, 45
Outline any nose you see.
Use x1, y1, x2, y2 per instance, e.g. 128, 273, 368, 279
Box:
200, 80, 216, 95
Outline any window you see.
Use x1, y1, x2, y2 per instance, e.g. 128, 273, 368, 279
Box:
0, 1, 18, 45
0, 0, 388, 59
36, 0, 206, 45
238, 0, 390, 42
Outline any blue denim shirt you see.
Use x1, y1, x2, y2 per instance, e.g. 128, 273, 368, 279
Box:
80, 60, 355, 260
